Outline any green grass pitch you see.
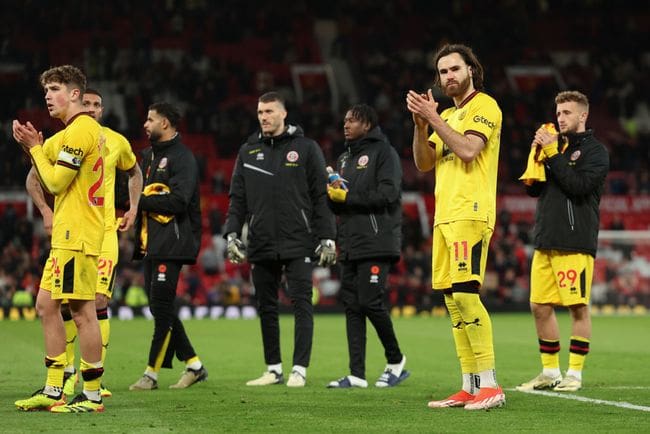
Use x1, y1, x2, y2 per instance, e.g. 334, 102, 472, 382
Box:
1, 313, 649, 432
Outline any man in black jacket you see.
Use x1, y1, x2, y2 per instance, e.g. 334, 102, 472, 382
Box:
129, 102, 207, 391
326, 104, 408, 389
224, 92, 336, 388
517, 91, 609, 393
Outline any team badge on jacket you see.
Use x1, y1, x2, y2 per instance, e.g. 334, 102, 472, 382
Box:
570, 150, 581, 161
158, 157, 168, 169
286, 151, 299, 162
357, 155, 369, 167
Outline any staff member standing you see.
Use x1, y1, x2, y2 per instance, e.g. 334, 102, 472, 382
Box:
224, 91, 336, 388
326, 104, 408, 389
129, 102, 207, 391
517, 91, 609, 393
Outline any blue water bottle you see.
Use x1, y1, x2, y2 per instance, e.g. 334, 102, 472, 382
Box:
326, 166, 348, 191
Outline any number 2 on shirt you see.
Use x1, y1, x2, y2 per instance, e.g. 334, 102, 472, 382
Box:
88, 156, 104, 206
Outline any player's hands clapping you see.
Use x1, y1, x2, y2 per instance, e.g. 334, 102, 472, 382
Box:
12, 120, 43, 152
406, 89, 439, 127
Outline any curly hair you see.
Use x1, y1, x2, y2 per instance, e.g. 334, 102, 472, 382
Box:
149, 102, 181, 128
433, 44, 484, 91
39, 65, 86, 94
346, 104, 378, 130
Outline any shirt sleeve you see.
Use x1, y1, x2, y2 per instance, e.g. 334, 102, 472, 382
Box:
115, 133, 137, 171
462, 97, 500, 144
30, 117, 98, 195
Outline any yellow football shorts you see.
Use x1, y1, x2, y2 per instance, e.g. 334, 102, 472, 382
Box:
530, 249, 594, 306
96, 229, 119, 298
432, 220, 493, 290
40, 248, 99, 301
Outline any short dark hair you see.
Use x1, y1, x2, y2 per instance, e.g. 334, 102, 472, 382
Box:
347, 104, 378, 130
258, 91, 285, 108
149, 102, 181, 128
433, 44, 484, 91
84, 88, 103, 100
555, 90, 589, 109
40, 65, 86, 94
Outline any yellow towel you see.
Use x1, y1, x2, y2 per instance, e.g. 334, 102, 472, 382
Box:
519, 123, 558, 185
139, 183, 174, 253
519, 146, 546, 185
143, 183, 174, 224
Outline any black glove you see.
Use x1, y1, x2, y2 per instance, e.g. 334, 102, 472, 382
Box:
226, 232, 246, 264
315, 239, 337, 267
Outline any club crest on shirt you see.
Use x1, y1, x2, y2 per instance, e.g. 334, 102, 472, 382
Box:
256, 153, 264, 161
286, 151, 299, 162
357, 155, 369, 167
570, 150, 581, 161
457, 110, 467, 121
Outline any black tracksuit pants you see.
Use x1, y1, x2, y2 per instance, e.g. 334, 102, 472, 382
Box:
144, 258, 197, 369
340, 259, 402, 379
252, 258, 314, 368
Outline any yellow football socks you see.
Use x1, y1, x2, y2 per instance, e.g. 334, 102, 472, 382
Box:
97, 308, 110, 364
539, 338, 561, 370
45, 352, 66, 391
444, 294, 477, 375
452, 292, 495, 373
568, 336, 590, 373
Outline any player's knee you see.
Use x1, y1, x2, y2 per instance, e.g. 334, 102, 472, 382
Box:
69, 301, 96, 327
81, 366, 104, 381
568, 304, 589, 321
531, 302, 554, 320
95, 293, 109, 309
35, 295, 58, 319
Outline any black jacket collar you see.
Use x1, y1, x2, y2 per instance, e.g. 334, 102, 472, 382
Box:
152, 132, 180, 150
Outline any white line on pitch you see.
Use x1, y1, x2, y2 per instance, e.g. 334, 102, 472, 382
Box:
507, 388, 650, 412
598, 386, 650, 390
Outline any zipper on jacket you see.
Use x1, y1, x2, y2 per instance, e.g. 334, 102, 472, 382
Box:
300, 209, 312, 233
369, 214, 379, 235
174, 220, 180, 239
249, 214, 255, 233
566, 199, 575, 231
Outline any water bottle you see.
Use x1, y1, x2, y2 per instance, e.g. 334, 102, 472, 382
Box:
326, 166, 348, 191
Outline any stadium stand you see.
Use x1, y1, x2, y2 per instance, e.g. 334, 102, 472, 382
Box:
0, 1, 648, 317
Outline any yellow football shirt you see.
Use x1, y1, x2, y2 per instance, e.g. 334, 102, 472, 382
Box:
32, 113, 106, 255
102, 126, 137, 231
428, 91, 502, 229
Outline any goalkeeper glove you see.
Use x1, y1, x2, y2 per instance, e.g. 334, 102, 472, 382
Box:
327, 185, 347, 203
315, 239, 337, 267
226, 232, 246, 264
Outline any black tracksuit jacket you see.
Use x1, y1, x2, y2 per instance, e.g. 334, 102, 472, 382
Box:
526, 130, 609, 257
223, 125, 336, 262
328, 127, 402, 262
134, 134, 202, 264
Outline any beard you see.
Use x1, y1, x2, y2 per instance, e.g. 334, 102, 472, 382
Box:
443, 74, 471, 98
148, 129, 161, 142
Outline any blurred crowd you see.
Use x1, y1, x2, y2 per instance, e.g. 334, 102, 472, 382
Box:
1, 0, 649, 314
